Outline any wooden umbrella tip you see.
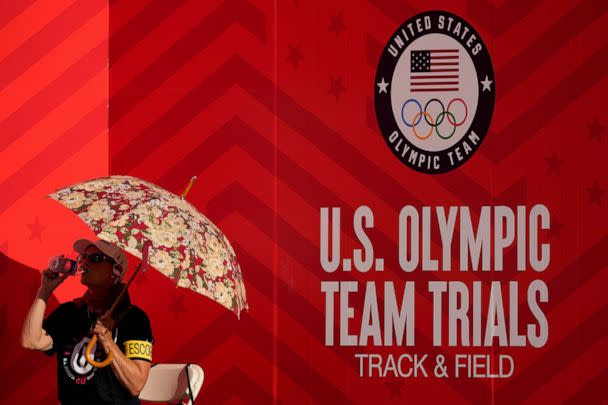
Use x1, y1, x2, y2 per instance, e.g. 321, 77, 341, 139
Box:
181, 176, 198, 199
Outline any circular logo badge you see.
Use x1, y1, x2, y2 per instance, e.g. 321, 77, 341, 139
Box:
374, 11, 495, 174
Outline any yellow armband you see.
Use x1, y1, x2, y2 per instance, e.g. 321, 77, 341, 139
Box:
123, 340, 153, 362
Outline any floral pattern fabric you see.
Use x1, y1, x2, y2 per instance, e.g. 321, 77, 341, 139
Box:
50, 175, 248, 317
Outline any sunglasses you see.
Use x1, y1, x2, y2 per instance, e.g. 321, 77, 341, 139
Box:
77, 253, 114, 264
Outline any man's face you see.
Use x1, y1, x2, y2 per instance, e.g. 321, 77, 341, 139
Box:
78, 245, 115, 288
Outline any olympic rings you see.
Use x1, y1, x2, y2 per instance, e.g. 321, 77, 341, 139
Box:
400, 97, 469, 140
435, 111, 457, 139
412, 112, 434, 140
446, 98, 467, 126
423, 99, 445, 127
401, 99, 422, 127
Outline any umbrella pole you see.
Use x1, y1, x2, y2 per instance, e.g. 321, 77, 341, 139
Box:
108, 239, 151, 317
85, 258, 145, 368
108, 260, 143, 317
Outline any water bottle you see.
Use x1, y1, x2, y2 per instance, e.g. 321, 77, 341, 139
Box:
48, 255, 79, 276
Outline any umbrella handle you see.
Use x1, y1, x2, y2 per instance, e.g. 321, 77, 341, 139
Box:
85, 335, 114, 368
84, 256, 147, 369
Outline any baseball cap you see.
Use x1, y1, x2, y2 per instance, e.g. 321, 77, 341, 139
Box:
73, 239, 128, 280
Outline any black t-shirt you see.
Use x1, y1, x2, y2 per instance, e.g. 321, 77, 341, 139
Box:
43, 301, 154, 405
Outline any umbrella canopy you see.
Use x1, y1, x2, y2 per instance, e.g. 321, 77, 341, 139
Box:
49, 175, 248, 317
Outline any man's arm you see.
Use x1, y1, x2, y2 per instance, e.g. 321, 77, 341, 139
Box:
95, 317, 151, 396
21, 270, 67, 351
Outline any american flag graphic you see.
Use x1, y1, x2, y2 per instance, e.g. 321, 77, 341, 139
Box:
410, 49, 459, 92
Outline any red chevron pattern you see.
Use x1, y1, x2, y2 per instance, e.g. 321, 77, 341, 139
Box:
1, 0, 607, 403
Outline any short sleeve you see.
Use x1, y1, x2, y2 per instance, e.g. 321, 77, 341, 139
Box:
42, 302, 74, 356
119, 306, 154, 362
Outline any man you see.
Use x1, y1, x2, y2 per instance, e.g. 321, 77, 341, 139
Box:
21, 239, 153, 405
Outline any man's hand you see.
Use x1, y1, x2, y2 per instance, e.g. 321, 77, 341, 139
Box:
38, 269, 68, 299
94, 312, 116, 345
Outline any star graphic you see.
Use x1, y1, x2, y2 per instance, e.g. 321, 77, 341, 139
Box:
586, 181, 605, 206
386, 381, 403, 399
547, 218, 564, 240
169, 294, 186, 318
587, 117, 605, 142
545, 152, 564, 175
328, 76, 345, 100
377, 77, 389, 94
286, 43, 303, 68
27, 217, 45, 241
328, 13, 345, 38
481, 75, 493, 92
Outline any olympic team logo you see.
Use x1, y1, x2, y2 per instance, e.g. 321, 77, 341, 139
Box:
374, 11, 495, 174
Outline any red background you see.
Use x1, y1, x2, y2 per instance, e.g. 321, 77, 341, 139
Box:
0, 0, 607, 403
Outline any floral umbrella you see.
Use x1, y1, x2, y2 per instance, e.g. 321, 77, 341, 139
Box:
49, 175, 248, 317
